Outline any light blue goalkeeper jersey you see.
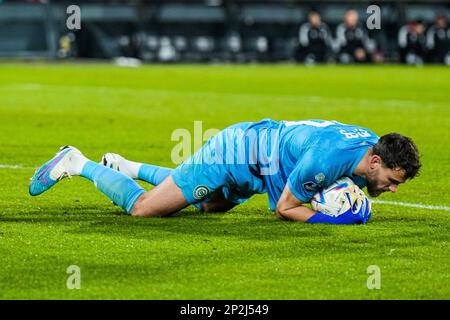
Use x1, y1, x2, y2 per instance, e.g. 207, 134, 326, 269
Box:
172, 118, 379, 211
229, 119, 380, 210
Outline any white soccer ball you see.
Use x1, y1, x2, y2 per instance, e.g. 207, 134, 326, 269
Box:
311, 177, 369, 217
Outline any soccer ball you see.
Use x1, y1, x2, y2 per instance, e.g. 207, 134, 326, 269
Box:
311, 177, 369, 217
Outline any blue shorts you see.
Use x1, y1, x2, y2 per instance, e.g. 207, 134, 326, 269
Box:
171, 123, 266, 205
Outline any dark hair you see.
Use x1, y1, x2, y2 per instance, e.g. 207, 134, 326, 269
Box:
372, 133, 421, 180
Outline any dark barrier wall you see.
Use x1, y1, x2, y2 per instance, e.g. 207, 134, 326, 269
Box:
0, 1, 449, 64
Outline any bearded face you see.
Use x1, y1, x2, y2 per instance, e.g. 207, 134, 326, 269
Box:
365, 165, 406, 197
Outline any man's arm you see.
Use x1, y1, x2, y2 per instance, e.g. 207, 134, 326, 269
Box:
275, 183, 316, 222
276, 181, 372, 225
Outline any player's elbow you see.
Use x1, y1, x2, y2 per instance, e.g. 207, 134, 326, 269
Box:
275, 205, 288, 220
275, 205, 282, 217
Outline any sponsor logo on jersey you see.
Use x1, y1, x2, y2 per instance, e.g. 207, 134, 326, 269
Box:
303, 181, 321, 192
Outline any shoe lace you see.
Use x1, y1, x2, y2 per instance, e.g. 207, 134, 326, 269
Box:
58, 171, 72, 181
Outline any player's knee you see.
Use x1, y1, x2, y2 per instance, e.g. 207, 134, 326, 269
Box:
130, 196, 148, 217
130, 195, 159, 217
202, 200, 235, 213
275, 205, 283, 219
201, 201, 220, 212
130, 193, 177, 217
275, 206, 290, 220
201, 203, 220, 213
275, 210, 285, 220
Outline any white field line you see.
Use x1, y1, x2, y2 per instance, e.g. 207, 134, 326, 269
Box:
372, 200, 450, 212
0, 164, 34, 170
2, 162, 449, 212
0, 83, 429, 108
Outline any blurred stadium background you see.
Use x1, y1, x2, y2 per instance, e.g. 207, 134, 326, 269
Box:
0, 0, 449, 65
1, 0, 450, 301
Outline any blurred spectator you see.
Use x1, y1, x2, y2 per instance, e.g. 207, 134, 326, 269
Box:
158, 37, 178, 62
57, 32, 77, 59
398, 20, 427, 65
297, 10, 332, 64
426, 14, 450, 65
335, 9, 375, 64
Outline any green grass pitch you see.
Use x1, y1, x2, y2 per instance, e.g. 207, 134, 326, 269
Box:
0, 63, 449, 299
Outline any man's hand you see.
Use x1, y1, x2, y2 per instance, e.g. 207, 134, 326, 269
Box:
275, 183, 372, 225
307, 196, 372, 225
275, 183, 316, 222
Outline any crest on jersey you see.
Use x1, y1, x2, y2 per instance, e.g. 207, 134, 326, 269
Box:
193, 185, 210, 200
315, 173, 325, 183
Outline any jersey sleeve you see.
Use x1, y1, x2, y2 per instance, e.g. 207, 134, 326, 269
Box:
287, 149, 340, 203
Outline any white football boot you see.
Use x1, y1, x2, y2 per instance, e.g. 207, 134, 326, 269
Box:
101, 153, 140, 179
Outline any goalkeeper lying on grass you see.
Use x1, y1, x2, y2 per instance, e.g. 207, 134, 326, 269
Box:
29, 119, 421, 225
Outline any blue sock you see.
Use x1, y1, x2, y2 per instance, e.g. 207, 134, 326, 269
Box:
81, 161, 145, 214
137, 164, 172, 186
